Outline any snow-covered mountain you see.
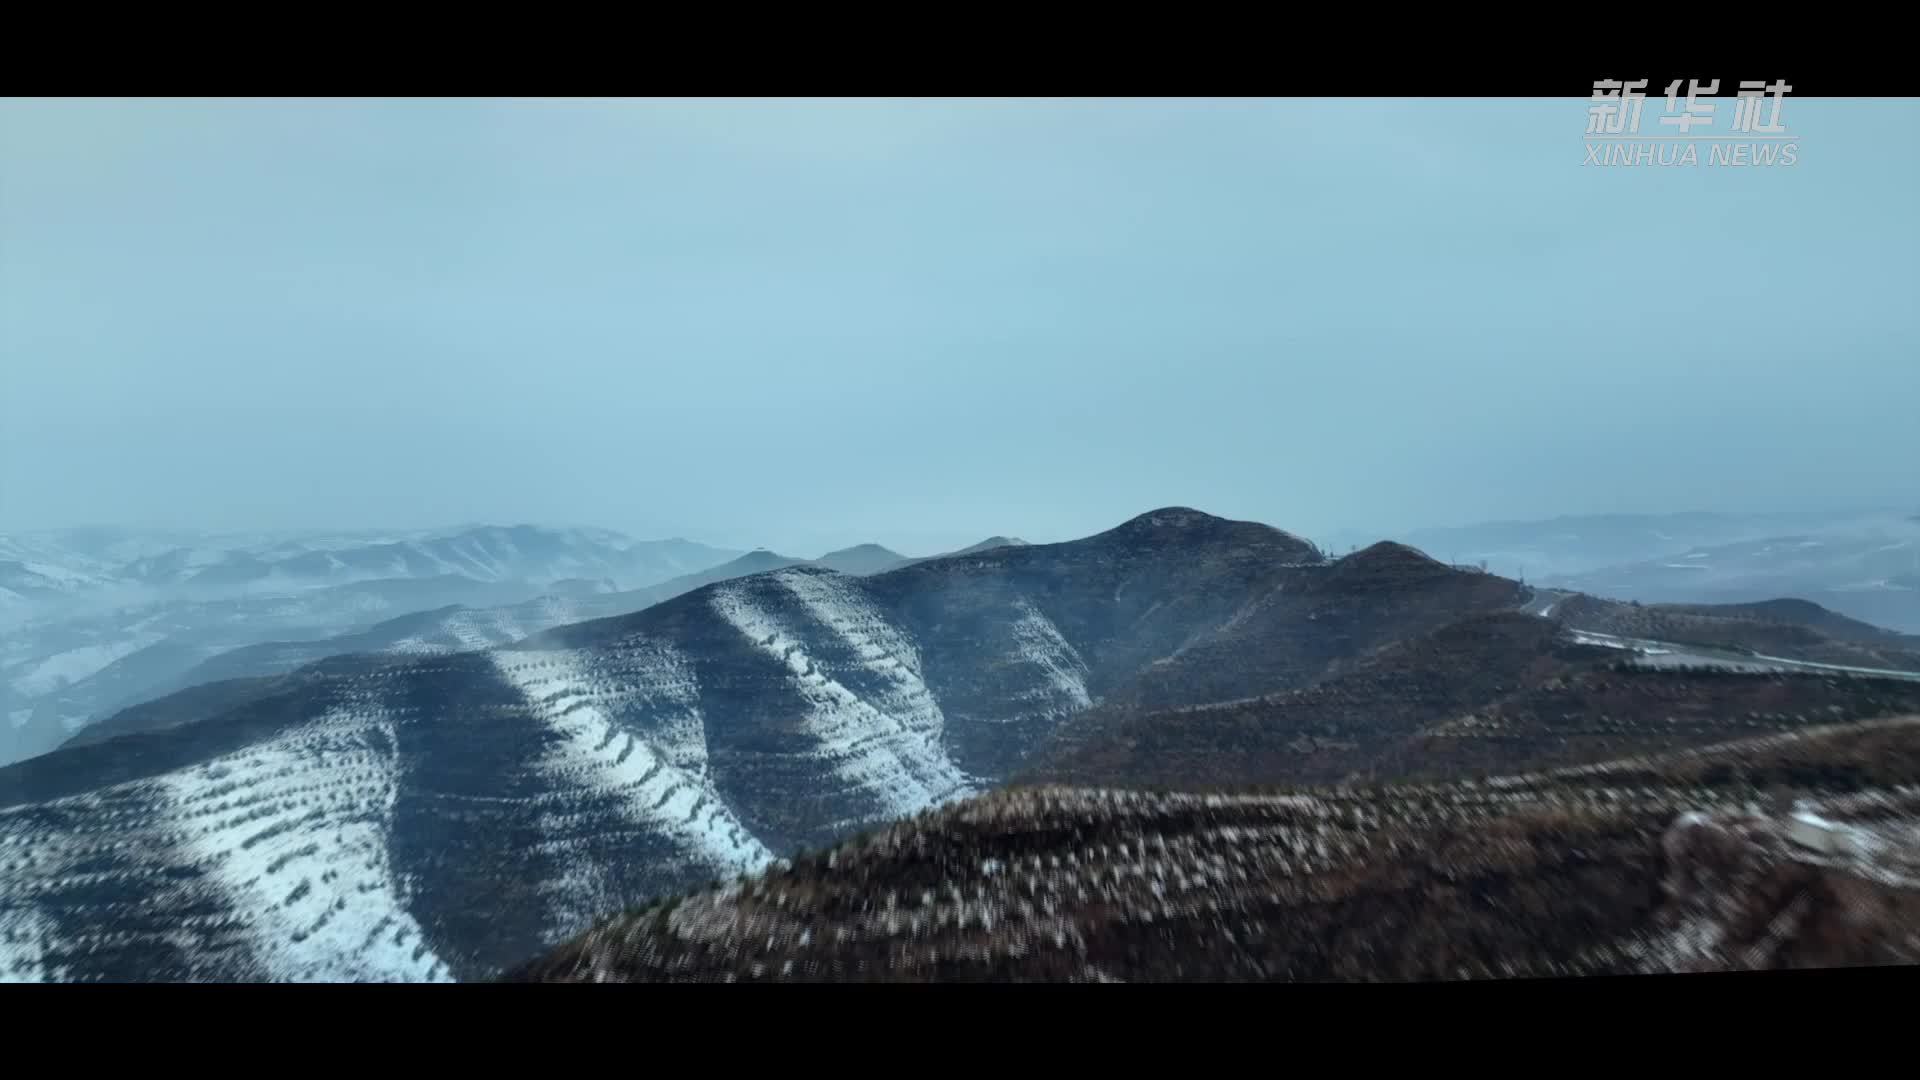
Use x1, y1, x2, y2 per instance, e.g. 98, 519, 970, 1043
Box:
1, 509, 1348, 980
38, 538, 1041, 747
0, 527, 742, 768
0, 525, 736, 607
6, 509, 1917, 983
94, 526, 730, 593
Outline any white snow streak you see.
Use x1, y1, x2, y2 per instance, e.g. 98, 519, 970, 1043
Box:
492, 643, 772, 929
1008, 599, 1093, 713
0, 906, 54, 983
0, 705, 447, 982
161, 706, 451, 982
712, 569, 975, 819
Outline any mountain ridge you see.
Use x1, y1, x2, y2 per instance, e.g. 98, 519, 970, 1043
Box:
506, 715, 1920, 982
0, 528, 746, 767
0, 508, 1372, 979
8, 506, 1920, 982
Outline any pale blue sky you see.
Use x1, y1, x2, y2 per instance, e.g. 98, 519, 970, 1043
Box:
2, 98, 1915, 554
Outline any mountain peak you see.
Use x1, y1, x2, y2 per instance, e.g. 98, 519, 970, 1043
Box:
818, 543, 902, 560
726, 550, 801, 572
1096, 507, 1246, 545
952, 536, 1029, 556
1091, 508, 1321, 562
1345, 540, 1442, 567
812, 544, 909, 576
1117, 507, 1227, 531
1324, 541, 1455, 586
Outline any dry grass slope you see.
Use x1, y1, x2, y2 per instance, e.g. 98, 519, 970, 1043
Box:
1028, 611, 1920, 793
506, 716, 1920, 982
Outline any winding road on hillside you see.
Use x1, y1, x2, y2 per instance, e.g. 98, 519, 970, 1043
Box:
1514, 587, 1920, 682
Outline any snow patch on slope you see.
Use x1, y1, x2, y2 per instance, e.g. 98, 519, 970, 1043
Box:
10, 636, 163, 697
1008, 598, 1093, 713
0, 704, 446, 982
0, 905, 54, 983
160, 706, 451, 982
0, 779, 174, 983
389, 601, 582, 657
443, 608, 512, 652
711, 569, 975, 819
492, 643, 772, 934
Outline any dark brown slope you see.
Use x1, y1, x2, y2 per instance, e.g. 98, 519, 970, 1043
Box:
1023, 611, 1920, 792
1029, 611, 1577, 788
1024, 542, 1528, 771
1109, 541, 1528, 713
505, 716, 1920, 983
847, 507, 1327, 777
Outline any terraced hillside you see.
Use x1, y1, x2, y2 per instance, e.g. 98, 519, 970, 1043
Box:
1028, 611, 1920, 790
507, 716, 1920, 982
47, 539, 1037, 753
0, 510, 1341, 981
9, 507, 1918, 983
1098, 540, 1527, 715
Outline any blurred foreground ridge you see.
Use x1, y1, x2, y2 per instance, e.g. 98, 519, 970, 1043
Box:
508, 716, 1920, 982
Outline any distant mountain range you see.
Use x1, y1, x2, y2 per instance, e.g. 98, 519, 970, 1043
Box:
5, 508, 1918, 982
0, 525, 734, 609
51, 537, 1033, 754
1545, 526, 1920, 634
0, 526, 745, 768
1337, 510, 1903, 579
1, 528, 1036, 769
1342, 509, 1920, 635
709, 536, 1031, 579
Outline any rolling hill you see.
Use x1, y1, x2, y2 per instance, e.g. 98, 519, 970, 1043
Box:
0, 509, 1327, 979
1027, 610, 1920, 791
508, 715, 1920, 982
5, 508, 1917, 983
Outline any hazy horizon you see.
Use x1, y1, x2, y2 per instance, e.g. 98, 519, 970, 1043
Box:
5, 98, 1916, 554
6, 499, 1919, 565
